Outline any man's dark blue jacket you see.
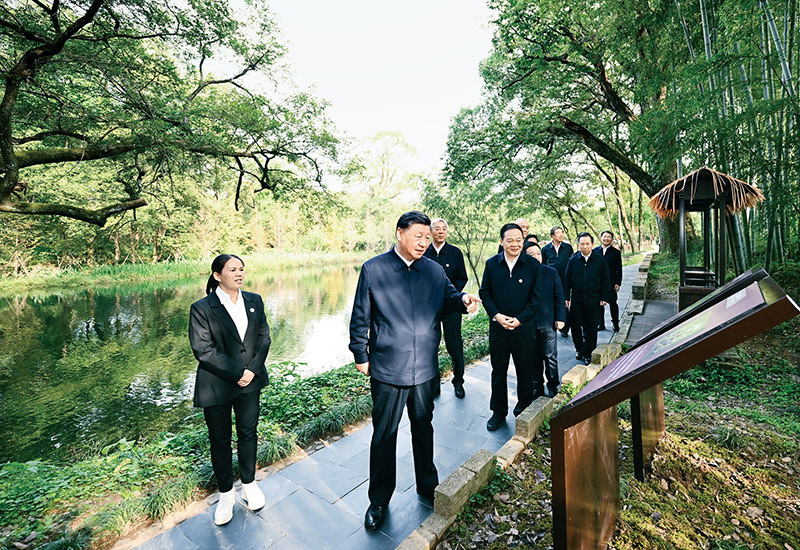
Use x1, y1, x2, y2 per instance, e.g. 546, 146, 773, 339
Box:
349, 250, 466, 386
479, 252, 538, 330
531, 260, 567, 330
594, 244, 623, 287
424, 242, 468, 291
564, 250, 614, 303
541, 241, 574, 286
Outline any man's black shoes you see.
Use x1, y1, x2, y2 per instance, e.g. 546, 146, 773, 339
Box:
598, 323, 606, 331
613, 322, 620, 332
364, 505, 385, 530
575, 352, 583, 360
486, 413, 506, 431
454, 383, 465, 399
417, 486, 435, 503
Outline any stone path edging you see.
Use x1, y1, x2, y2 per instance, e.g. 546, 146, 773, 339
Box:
397, 253, 654, 550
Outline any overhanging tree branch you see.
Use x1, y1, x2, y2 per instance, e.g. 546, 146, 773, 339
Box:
550, 115, 656, 195
0, 197, 147, 226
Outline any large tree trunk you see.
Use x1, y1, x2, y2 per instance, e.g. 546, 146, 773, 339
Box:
657, 216, 680, 256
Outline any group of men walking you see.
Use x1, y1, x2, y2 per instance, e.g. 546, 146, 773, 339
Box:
348, 211, 623, 531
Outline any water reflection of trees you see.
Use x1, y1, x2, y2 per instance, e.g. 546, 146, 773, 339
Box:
0, 264, 360, 462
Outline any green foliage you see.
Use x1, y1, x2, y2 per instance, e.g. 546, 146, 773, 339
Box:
617, 400, 632, 421
39, 529, 92, 550
710, 425, 744, 451
0, 357, 380, 548
664, 358, 800, 437
260, 362, 370, 430
143, 474, 199, 520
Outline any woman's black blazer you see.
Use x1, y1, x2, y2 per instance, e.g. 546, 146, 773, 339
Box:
189, 290, 271, 408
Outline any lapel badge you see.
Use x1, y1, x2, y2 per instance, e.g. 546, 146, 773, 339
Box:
518, 279, 523, 283
446, 263, 450, 267
250, 308, 255, 313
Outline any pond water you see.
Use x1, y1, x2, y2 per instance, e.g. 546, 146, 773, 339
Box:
0, 264, 361, 463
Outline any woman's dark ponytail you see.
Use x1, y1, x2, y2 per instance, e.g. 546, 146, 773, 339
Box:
206, 254, 245, 295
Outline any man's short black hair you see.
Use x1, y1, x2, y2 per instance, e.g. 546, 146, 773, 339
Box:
550, 226, 563, 236
500, 223, 523, 240
577, 231, 594, 243
601, 230, 614, 238
525, 234, 538, 243
523, 240, 541, 252
396, 211, 431, 230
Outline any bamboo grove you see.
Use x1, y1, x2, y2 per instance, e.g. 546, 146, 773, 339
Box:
442, 0, 799, 271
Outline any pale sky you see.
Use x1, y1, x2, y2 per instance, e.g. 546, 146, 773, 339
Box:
265, 0, 495, 174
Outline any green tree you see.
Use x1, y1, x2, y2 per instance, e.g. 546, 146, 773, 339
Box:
0, 0, 337, 226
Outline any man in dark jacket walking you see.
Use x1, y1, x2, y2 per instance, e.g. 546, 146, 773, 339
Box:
479, 223, 539, 431
523, 241, 567, 396
564, 232, 614, 365
541, 226, 573, 337
424, 218, 470, 398
595, 230, 623, 332
349, 211, 481, 531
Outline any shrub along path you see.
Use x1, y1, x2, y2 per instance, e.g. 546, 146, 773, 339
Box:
126, 266, 639, 550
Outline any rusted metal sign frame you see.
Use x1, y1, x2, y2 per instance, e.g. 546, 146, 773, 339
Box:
629, 268, 769, 483
551, 276, 799, 550
632, 267, 768, 349
551, 406, 618, 550
631, 383, 665, 482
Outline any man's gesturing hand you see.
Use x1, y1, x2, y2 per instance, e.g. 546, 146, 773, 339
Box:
462, 293, 482, 314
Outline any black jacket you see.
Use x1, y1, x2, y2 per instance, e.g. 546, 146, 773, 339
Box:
594, 245, 623, 287
532, 261, 567, 330
189, 290, 271, 408
563, 251, 614, 303
424, 242, 468, 291
541, 241, 574, 283
348, 250, 466, 386
479, 252, 538, 330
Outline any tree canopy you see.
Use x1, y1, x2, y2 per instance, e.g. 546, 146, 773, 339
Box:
445, 0, 799, 261
0, 0, 337, 226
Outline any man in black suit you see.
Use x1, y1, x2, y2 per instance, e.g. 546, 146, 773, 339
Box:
595, 230, 623, 332
541, 226, 574, 337
564, 233, 614, 365
523, 241, 567, 397
349, 211, 481, 530
479, 223, 539, 431
424, 218, 470, 398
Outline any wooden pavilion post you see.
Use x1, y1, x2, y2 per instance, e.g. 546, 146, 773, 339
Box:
713, 204, 720, 280
719, 195, 727, 285
703, 207, 711, 273
679, 196, 687, 286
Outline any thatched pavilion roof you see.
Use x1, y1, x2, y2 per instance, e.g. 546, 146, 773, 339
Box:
649, 166, 764, 219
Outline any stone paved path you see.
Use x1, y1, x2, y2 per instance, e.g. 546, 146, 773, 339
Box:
133, 264, 641, 550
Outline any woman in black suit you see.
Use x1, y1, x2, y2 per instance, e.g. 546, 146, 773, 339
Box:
189, 254, 271, 525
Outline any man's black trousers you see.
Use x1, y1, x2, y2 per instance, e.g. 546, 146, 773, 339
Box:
368, 377, 438, 506
489, 326, 536, 415
570, 298, 600, 359
598, 290, 619, 326
535, 328, 559, 395
203, 390, 260, 493
441, 312, 465, 385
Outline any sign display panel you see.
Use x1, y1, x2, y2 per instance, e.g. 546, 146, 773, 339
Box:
550, 274, 799, 550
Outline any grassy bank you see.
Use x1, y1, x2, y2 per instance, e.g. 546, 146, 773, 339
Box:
438, 254, 800, 549
0, 311, 491, 550
0, 251, 370, 296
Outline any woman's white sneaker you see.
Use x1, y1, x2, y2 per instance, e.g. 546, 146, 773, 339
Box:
241, 481, 265, 511
214, 489, 235, 525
